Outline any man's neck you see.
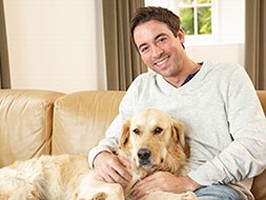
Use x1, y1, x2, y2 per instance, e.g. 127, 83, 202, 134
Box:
164, 62, 201, 88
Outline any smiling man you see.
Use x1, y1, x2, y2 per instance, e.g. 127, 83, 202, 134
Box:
89, 6, 266, 200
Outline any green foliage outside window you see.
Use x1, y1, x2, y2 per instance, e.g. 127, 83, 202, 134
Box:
179, 0, 212, 35
180, 8, 194, 35
198, 7, 212, 34
198, 0, 212, 3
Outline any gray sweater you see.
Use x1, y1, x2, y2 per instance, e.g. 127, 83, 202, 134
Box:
89, 61, 266, 200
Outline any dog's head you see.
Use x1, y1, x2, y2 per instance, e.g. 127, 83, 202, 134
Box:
119, 108, 189, 177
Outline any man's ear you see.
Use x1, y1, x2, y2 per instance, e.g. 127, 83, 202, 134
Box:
119, 119, 131, 152
177, 28, 185, 44
171, 119, 190, 158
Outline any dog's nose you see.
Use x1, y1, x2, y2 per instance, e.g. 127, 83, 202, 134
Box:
137, 148, 151, 161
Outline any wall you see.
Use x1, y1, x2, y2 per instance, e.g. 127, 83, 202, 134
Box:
4, 0, 106, 93
186, 43, 245, 66
4, 0, 246, 93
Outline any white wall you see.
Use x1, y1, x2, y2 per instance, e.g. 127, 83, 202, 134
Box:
186, 0, 245, 66
186, 43, 245, 66
4, 0, 106, 93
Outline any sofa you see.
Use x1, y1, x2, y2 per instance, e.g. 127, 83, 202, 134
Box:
0, 89, 265, 199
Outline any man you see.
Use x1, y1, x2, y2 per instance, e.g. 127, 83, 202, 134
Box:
89, 6, 266, 200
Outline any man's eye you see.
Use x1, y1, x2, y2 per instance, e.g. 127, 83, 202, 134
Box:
140, 46, 148, 53
133, 128, 140, 135
154, 127, 163, 134
158, 37, 167, 43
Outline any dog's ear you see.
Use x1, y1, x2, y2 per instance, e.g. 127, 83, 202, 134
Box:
171, 119, 190, 158
119, 119, 131, 152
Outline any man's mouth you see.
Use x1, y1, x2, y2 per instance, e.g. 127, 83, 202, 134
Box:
154, 56, 169, 67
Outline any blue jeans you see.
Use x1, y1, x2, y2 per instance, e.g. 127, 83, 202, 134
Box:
195, 185, 244, 200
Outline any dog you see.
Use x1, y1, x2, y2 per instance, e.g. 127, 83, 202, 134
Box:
0, 108, 197, 200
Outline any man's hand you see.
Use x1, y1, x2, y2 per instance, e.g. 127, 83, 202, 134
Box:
93, 151, 132, 187
131, 171, 201, 199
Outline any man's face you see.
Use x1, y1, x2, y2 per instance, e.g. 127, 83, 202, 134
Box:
133, 20, 185, 79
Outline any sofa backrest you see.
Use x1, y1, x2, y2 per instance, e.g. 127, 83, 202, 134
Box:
52, 90, 125, 155
257, 90, 266, 114
0, 89, 64, 167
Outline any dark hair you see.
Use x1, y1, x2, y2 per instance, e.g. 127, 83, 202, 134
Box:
130, 6, 181, 42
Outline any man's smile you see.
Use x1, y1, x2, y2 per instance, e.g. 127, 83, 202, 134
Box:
154, 55, 170, 67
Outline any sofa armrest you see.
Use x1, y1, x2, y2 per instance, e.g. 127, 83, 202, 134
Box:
0, 89, 64, 167
251, 90, 266, 199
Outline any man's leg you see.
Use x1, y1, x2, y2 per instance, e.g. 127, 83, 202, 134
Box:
194, 185, 245, 200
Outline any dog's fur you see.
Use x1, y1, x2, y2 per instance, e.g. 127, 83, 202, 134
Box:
0, 108, 197, 200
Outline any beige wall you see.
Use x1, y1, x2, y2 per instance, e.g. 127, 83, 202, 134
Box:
4, 0, 106, 93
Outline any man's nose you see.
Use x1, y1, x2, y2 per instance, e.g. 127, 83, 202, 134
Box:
151, 45, 163, 58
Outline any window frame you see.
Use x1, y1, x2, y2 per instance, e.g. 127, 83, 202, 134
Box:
179, 0, 218, 46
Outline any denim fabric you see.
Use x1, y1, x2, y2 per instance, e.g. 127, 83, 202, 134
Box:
195, 185, 245, 200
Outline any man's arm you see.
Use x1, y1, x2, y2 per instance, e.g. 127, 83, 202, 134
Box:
189, 66, 266, 186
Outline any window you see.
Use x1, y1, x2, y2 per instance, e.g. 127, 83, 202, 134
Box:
179, 0, 217, 46
179, 0, 213, 36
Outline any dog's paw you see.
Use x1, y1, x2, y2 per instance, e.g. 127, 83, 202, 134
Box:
91, 192, 107, 200
182, 191, 197, 200
75, 192, 107, 200
0, 192, 9, 200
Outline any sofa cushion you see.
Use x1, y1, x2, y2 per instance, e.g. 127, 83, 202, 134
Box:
0, 89, 64, 167
52, 90, 125, 155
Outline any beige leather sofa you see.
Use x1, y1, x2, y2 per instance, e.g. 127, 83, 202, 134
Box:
0, 89, 265, 199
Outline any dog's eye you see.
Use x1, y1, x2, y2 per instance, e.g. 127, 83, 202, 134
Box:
133, 128, 140, 135
154, 127, 163, 134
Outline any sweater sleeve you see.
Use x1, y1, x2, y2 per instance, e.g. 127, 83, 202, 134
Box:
188, 66, 266, 185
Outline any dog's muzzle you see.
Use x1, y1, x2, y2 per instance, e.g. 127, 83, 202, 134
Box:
137, 148, 151, 166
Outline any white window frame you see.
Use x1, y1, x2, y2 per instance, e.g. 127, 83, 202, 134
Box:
179, 0, 219, 46
179, 0, 214, 35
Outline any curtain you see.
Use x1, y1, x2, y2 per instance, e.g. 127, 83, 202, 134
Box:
102, 0, 146, 91
245, 0, 266, 90
0, 0, 10, 89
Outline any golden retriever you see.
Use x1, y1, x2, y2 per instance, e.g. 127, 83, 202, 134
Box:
0, 108, 197, 200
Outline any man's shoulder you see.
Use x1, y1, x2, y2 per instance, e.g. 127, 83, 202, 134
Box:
205, 61, 243, 71
132, 71, 157, 84
203, 61, 244, 76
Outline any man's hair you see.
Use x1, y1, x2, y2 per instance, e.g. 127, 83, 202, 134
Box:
130, 6, 181, 42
